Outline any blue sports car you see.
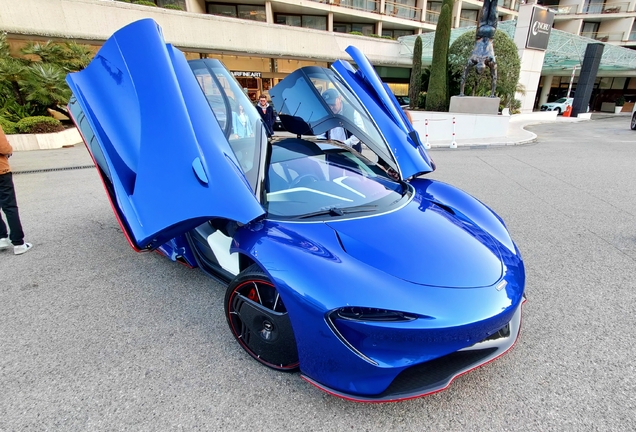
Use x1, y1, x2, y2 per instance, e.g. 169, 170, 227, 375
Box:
66, 19, 525, 402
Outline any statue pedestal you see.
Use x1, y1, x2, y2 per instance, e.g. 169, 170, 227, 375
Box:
449, 96, 500, 115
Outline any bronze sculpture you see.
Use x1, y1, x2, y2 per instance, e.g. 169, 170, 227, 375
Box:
459, 0, 498, 97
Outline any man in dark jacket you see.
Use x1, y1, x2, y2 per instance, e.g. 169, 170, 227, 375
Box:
256, 95, 275, 136
0, 125, 32, 255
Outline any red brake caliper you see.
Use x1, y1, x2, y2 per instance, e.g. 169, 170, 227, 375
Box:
247, 286, 258, 302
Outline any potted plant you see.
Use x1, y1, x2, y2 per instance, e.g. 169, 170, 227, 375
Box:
615, 96, 625, 114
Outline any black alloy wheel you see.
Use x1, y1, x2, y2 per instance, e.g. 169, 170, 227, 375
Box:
631, 113, 636, 130
225, 264, 299, 371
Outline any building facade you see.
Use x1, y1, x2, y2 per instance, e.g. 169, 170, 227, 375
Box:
0, 0, 521, 102
1, 0, 636, 110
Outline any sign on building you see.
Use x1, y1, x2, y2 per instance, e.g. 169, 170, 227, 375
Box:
526, 6, 555, 51
232, 71, 262, 78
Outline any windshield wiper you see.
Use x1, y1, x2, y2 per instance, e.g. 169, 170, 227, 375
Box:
292, 205, 378, 220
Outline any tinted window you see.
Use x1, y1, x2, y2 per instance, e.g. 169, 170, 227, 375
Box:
189, 59, 267, 192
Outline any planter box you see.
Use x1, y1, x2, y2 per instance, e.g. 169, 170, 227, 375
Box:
600, 102, 616, 113
7, 127, 82, 151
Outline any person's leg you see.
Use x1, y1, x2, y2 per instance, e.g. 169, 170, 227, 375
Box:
0, 207, 8, 239
0, 173, 25, 246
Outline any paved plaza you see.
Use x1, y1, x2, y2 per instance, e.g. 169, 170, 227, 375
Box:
1, 115, 635, 431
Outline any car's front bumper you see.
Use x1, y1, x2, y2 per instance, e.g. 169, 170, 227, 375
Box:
302, 299, 524, 402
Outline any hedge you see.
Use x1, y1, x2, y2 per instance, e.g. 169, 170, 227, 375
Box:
16, 116, 64, 134
0, 117, 18, 134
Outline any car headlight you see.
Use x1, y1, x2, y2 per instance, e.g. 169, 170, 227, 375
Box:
326, 307, 424, 365
333, 307, 418, 322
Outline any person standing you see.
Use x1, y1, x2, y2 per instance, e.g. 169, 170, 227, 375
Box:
0, 125, 32, 255
321, 88, 363, 153
256, 95, 275, 136
231, 104, 253, 138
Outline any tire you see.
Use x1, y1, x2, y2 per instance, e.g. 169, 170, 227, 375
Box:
225, 264, 299, 371
555, 107, 561, 115
631, 113, 636, 130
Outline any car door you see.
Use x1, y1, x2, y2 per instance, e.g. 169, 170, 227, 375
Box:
332, 46, 435, 178
66, 19, 265, 251
269, 46, 435, 180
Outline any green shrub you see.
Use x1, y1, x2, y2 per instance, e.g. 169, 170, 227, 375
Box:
381, 35, 394, 40
0, 117, 18, 134
417, 92, 427, 109
349, 31, 364, 36
409, 36, 422, 109
162, 4, 184, 10
425, 0, 453, 112
616, 96, 625, 106
133, 1, 157, 6
0, 100, 43, 123
16, 116, 64, 134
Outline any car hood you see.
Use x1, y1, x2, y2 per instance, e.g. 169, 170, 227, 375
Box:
326, 195, 504, 288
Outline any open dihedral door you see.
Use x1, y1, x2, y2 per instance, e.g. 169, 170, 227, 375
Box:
66, 19, 264, 251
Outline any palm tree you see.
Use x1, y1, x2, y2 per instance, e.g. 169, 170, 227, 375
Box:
19, 63, 71, 116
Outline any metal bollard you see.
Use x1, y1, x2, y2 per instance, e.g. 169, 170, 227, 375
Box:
424, 119, 431, 149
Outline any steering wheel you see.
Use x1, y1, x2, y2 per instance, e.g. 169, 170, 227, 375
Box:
290, 174, 320, 188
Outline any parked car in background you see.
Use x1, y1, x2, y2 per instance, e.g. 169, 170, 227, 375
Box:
630, 102, 636, 130
395, 95, 410, 107
540, 97, 573, 115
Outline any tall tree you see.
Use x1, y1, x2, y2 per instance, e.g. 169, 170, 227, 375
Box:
408, 36, 422, 110
426, 0, 453, 112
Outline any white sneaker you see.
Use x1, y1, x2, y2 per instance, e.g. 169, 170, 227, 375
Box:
14, 243, 33, 255
0, 238, 10, 250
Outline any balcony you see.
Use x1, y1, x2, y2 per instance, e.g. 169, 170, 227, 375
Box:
425, 9, 440, 24
497, 0, 515, 10
550, 5, 576, 14
384, 1, 421, 20
335, 0, 379, 13
580, 31, 624, 41
582, 2, 631, 14
459, 17, 478, 27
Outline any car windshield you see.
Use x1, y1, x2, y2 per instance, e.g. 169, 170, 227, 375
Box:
266, 138, 408, 219
554, 98, 568, 103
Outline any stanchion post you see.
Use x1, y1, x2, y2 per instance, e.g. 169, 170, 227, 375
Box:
424, 118, 431, 149
450, 116, 457, 149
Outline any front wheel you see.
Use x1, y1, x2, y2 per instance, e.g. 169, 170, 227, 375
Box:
555, 107, 562, 115
225, 264, 299, 371
630, 113, 636, 130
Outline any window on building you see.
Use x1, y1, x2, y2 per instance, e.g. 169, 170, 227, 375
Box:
385, 0, 418, 20
276, 14, 327, 30
459, 9, 478, 27
339, 0, 378, 13
583, 0, 604, 14
426, 2, 442, 23
581, 21, 600, 38
207, 3, 266, 21
155, 0, 186, 9
333, 22, 375, 35
381, 29, 415, 39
